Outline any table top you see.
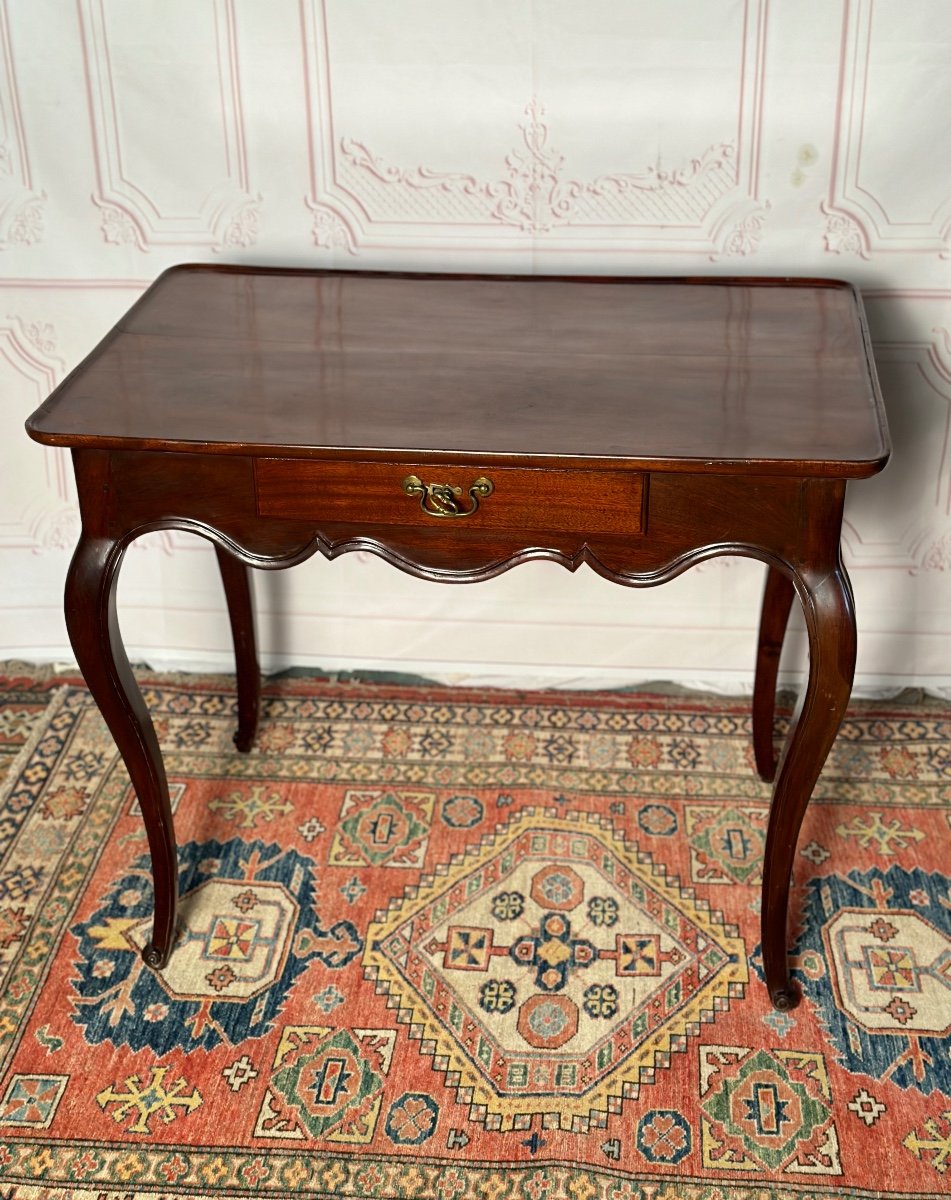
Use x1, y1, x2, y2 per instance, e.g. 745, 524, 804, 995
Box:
26, 266, 889, 478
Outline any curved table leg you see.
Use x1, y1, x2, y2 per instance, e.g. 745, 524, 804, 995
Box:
761, 561, 855, 1010
752, 567, 795, 782
215, 545, 260, 753
65, 533, 178, 969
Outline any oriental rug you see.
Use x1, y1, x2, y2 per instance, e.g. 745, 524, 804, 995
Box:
0, 666, 947, 1199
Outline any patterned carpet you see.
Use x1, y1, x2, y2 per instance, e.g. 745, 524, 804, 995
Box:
0, 666, 947, 1199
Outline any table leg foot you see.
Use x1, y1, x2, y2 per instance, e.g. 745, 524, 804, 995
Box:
66, 531, 179, 970
142, 941, 172, 970
770, 985, 800, 1012
753, 567, 795, 783
760, 561, 855, 1010
215, 545, 260, 753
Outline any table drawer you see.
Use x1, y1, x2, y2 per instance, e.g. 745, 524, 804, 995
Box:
254, 459, 647, 536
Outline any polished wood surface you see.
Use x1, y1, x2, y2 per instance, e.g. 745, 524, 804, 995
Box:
27, 267, 890, 1012
254, 459, 648, 535
753, 568, 797, 782
28, 266, 888, 476
214, 545, 260, 754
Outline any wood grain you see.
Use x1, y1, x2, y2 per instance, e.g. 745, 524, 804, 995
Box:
27, 268, 890, 1010
27, 267, 889, 477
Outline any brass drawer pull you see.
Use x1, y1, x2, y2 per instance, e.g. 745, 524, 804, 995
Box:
402, 474, 494, 518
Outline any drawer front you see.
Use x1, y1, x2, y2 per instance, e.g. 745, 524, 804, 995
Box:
255, 459, 647, 536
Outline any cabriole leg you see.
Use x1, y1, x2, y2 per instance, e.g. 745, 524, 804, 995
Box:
753, 567, 795, 782
215, 545, 260, 752
65, 532, 178, 968
761, 562, 855, 1010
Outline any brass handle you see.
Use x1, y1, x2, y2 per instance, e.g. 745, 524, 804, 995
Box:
401, 474, 494, 518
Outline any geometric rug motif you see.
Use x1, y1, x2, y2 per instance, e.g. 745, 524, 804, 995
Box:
328, 787, 434, 869
792, 863, 951, 1097
685, 803, 767, 884
70, 837, 363, 1052
95, 1064, 203, 1136
699, 1044, 841, 1174
254, 1024, 396, 1144
0, 668, 948, 1199
364, 807, 748, 1131
0, 1073, 69, 1129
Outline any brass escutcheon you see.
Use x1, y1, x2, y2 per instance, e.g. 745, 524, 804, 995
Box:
402, 474, 494, 518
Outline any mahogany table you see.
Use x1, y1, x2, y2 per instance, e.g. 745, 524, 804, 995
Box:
26, 266, 889, 1011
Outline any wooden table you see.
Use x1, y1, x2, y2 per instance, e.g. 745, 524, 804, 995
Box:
26, 266, 890, 1011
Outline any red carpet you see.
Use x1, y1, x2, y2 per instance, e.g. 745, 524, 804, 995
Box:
0, 669, 947, 1197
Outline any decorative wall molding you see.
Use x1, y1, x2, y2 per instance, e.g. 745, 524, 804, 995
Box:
29, 507, 81, 554
0, 317, 67, 551
15, 318, 56, 357
821, 207, 867, 258
302, 0, 768, 256
841, 331, 951, 570
96, 202, 142, 249
721, 206, 770, 258
78, 0, 259, 250
913, 529, 951, 573
0, 0, 44, 249
333, 101, 771, 260
2, 2, 949, 685
218, 196, 263, 250
308, 200, 356, 253
823, 0, 951, 258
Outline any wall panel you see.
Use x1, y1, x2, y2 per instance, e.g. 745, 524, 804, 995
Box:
3, 1, 949, 692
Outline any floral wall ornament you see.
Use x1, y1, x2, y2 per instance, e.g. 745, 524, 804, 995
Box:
18, 320, 57, 357
339, 98, 584, 235
481, 97, 582, 233
912, 531, 951, 574
821, 206, 868, 258
589, 141, 737, 197
96, 201, 144, 249
33, 509, 81, 554
217, 196, 263, 251
5, 195, 45, 247
339, 99, 749, 239
3, 315, 64, 377
716, 204, 770, 258
309, 201, 357, 254
340, 140, 480, 194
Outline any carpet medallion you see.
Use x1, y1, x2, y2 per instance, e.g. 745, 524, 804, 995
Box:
0, 670, 947, 1198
